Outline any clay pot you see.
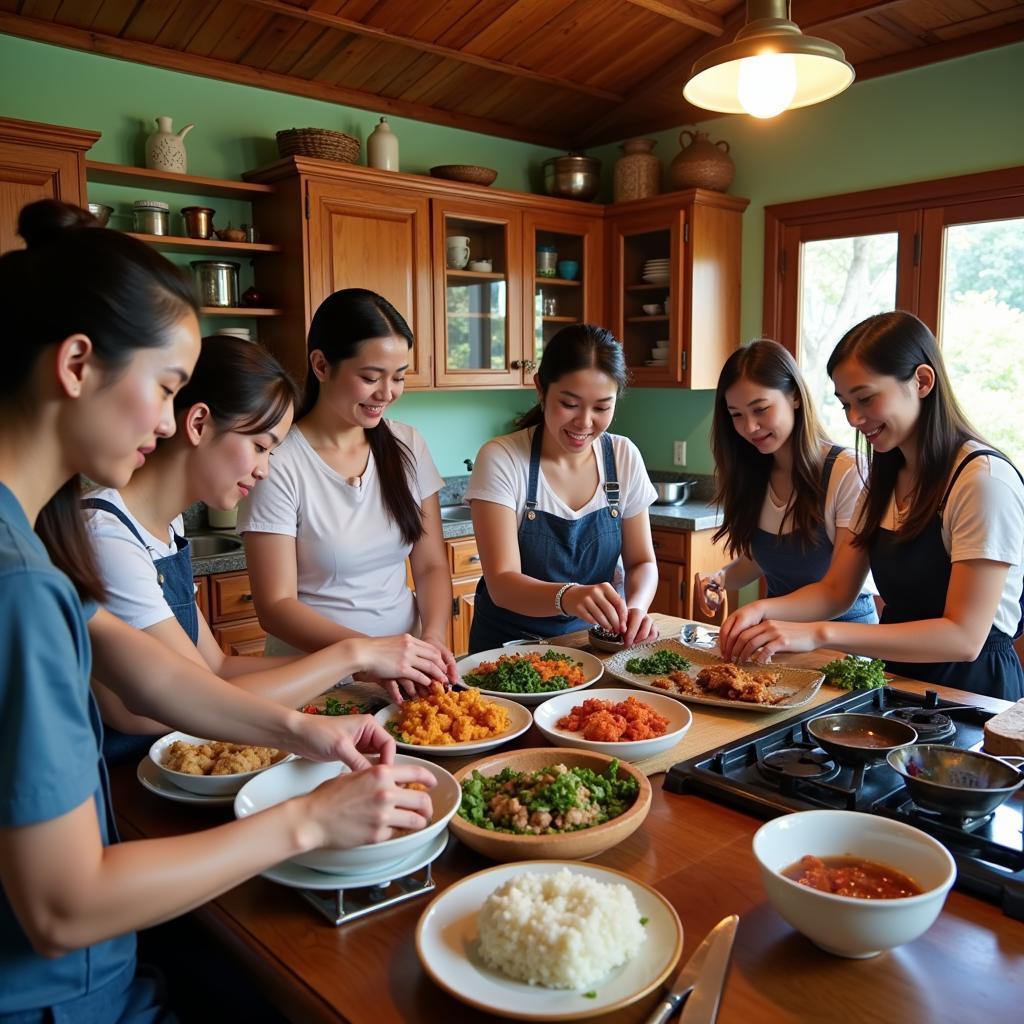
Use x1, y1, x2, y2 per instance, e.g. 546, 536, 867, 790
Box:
669, 128, 734, 192
613, 137, 660, 203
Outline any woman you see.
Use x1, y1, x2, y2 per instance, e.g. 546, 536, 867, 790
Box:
83, 335, 450, 763
466, 324, 659, 651
720, 312, 1024, 701
0, 201, 433, 1021
240, 289, 457, 687
696, 339, 877, 624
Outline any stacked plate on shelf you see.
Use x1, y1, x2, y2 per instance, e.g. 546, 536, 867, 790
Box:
645, 340, 669, 367
641, 258, 670, 285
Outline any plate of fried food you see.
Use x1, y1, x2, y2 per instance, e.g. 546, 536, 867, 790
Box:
375, 687, 533, 755
605, 639, 824, 713
457, 645, 604, 706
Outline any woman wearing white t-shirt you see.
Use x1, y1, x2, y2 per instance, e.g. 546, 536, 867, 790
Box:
696, 339, 877, 624
240, 289, 458, 685
466, 324, 660, 651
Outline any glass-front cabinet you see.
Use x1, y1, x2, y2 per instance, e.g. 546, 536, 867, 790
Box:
432, 197, 523, 388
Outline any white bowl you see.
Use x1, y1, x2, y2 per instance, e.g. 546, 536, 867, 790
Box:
752, 810, 956, 958
149, 731, 292, 797
533, 687, 692, 761
234, 754, 461, 874
642, 303, 662, 315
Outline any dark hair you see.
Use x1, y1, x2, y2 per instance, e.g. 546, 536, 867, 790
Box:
174, 335, 298, 438
711, 339, 831, 558
301, 288, 422, 546
826, 311, 983, 547
0, 200, 197, 600
514, 324, 628, 430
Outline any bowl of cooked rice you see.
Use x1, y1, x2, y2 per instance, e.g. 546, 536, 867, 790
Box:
532, 688, 693, 761
457, 645, 604, 706
449, 747, 651, 862
149, 731, 293, 796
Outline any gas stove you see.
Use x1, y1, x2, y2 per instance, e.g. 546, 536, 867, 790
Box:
665, 686, 1024, 920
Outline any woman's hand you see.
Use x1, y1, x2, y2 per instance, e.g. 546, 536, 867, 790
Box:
420, 632, 460, 686
562, 583, 628, 634
289, 711, 397, 769
623, 607, 659, 647
353, 634, 451, 702
727, 619, 826, 665
695, 569, 726, 618
719, 602, 769, 661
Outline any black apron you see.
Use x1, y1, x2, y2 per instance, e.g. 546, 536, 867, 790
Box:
869, 449, 1024, 701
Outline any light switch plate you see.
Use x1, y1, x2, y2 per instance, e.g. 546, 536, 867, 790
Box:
673, 440, 686, 466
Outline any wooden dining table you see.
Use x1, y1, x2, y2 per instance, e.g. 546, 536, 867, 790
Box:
110, 615, 1024, 1024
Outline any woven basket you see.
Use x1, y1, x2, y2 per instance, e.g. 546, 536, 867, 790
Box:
276, 127, 360, 164
430, 164, 498, 186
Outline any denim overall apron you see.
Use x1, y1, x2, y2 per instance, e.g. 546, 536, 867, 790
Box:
750, 445, 877, 623
869, 449, 1024, 701
81, 499, 199, 764
469, 429, 623, 652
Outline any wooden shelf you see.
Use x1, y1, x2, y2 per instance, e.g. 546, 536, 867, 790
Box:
534, 277, 580, 287
626, 283, 671, 291
627, 315, 670, 322
123, 232, 282, 255
446, 312, 507, 319
542, 315, 576, 323
199, 306, 282, 317
446, 269, 505, 280
87, 161, 273, 198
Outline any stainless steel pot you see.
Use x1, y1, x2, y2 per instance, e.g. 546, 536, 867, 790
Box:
542, 152, 601, 201
87, 203, 113, 227
651, 479, 696, 505
190, 260, 239, 308
132, 200, 169, 235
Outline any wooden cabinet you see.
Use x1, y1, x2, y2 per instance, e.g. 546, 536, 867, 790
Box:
204, 569, 266, 656
607, 190, 748, 388
0, 117, 98, 255
446, 535, 482, 658
649, 526, 731, 619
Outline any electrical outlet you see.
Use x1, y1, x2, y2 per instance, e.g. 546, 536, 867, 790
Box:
673, 440, 687, 466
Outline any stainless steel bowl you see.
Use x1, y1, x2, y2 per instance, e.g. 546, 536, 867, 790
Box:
542, 153, 601, 202
651, 480, 696, 505
807, 713, 917, 766
87, 203, 113, 227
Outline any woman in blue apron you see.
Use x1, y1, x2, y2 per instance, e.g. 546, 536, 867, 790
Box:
83, 336, 450, 763
1, 200, 433, 1023
696, 340, 877, 625
466, 325, 660, 652
721, 313, 1024, 702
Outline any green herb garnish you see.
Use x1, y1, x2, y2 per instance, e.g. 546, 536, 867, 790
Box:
584, 992, 597, 999
322, 695, 363, 716
819, 655, 887, 690
640, 916, 649, 926
625, 649, 691, 674
465, 650, 582, 694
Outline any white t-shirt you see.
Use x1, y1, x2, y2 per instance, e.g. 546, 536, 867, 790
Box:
861, 440, 1024, 637
238, 420, 443, 638
82, 487, 185, 630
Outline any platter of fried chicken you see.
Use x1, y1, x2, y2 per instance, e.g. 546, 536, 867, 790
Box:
604, 639, 824, 713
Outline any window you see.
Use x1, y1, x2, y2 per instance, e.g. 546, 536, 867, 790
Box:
764, 168, 1024, 461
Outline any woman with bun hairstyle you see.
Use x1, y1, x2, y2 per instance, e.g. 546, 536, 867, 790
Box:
696, 339, 877, 624
720, 312, 1024, 701
0, 202, 433, 1021
240, 289, 458, 687
83, 335, 451, 764
466, 324, 660, 651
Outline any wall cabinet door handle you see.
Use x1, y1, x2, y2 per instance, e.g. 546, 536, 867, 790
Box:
468, 555, 481, 563
241, 592, 254, 602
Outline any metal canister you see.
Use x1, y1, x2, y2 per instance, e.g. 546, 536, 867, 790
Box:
132, 200, 170, 235
190, 260, 239, 307
536, 244, 557, 278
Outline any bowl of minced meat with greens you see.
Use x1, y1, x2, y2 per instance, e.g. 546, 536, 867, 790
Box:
449, 748, 652, 862
456, 645, 604, 706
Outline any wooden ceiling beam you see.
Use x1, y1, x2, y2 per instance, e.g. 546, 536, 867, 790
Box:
790, 1, 906, 30
0, 12, 567, 147
231, 0, 625, 102
623, 0, 724, 36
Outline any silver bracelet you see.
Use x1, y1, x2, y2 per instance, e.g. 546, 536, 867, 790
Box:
554, 582, 578, 617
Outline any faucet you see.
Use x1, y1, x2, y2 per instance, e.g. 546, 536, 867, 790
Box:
463, 458, 474, 471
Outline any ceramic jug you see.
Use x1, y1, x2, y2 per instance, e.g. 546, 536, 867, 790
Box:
145, 116, 194, 174
613, 138, 660, 203
446, 235, 470, 269
669, 129, 734, 193
367, 116, 399, 171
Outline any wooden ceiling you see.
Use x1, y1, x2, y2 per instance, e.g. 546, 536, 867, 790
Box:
2, 1, 1022, 147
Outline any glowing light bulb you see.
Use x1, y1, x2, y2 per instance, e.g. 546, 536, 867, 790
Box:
737, 53, 798, 118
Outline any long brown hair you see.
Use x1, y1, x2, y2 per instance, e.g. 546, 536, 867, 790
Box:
712, 339, 832, 558
0, 200, 197, 600
827, 311, 983, 547
300, 289, 422, 546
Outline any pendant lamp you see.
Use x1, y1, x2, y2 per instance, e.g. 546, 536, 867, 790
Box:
683, 0, 855, 119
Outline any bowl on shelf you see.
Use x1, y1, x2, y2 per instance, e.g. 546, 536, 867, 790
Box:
468, 259, 493, 272
542, 153, 601, 202
642, 303, 663, 315
430, 164, 498, 186
87, 203, 113, 227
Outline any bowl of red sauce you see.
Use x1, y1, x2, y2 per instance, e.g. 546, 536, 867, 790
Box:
752, 809, 956, 958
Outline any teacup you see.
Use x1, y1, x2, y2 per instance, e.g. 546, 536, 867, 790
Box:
468, 258, 492, 272
557, 259, 579, 280
446, 235, 470, 269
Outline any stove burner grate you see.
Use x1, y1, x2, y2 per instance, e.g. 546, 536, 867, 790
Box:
882, 707, 956, 743
760, 746, 840, 781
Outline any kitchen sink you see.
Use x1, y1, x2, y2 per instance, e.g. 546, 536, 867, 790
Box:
439, 505, 472, 523
188, 534, 244, 557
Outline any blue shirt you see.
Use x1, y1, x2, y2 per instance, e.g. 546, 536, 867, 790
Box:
0, 483, 136, 1015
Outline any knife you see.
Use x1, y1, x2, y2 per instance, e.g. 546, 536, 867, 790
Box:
645, 914, 739, 1024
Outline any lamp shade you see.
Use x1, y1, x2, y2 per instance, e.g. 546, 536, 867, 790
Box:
683, 1, 854, 117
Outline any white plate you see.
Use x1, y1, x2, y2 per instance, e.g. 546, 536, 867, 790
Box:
375, 695, 533, 754
457, 645, 604, 706
643, 359, 668, 366
416, 861, 683, 1021
136, 754, 236, 806
263, 830, 448, 891
532, 687, 692, 761
605, 639, 825, 713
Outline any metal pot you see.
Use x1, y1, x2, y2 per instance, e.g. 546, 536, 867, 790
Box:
887, 744, 1024, 818
807, 713, 917, 766
651, 479, 696, 505
190, 260, 239, 308
542, 152, 601, 202
87, 203, 113, 227
132, 200, 169, 235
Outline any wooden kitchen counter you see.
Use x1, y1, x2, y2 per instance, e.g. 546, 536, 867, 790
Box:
110, 616, 1024, 1024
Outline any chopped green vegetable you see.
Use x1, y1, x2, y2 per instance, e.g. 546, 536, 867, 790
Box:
465, 650, 582, 694
640, 916, 649, 926
322, 695, 364, 716
584, 992, 597, 999
819, 655, 887, 690
625, 649, 691, 675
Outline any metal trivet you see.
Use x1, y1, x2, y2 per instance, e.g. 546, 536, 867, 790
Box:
299, 861, 436, 926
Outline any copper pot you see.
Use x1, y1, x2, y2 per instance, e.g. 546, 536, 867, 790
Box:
181, 206, 215, 239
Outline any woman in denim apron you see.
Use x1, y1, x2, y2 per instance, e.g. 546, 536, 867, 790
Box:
467, 325, 660, 652
696, 340, 877, 626
720, 313, 1024, 702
